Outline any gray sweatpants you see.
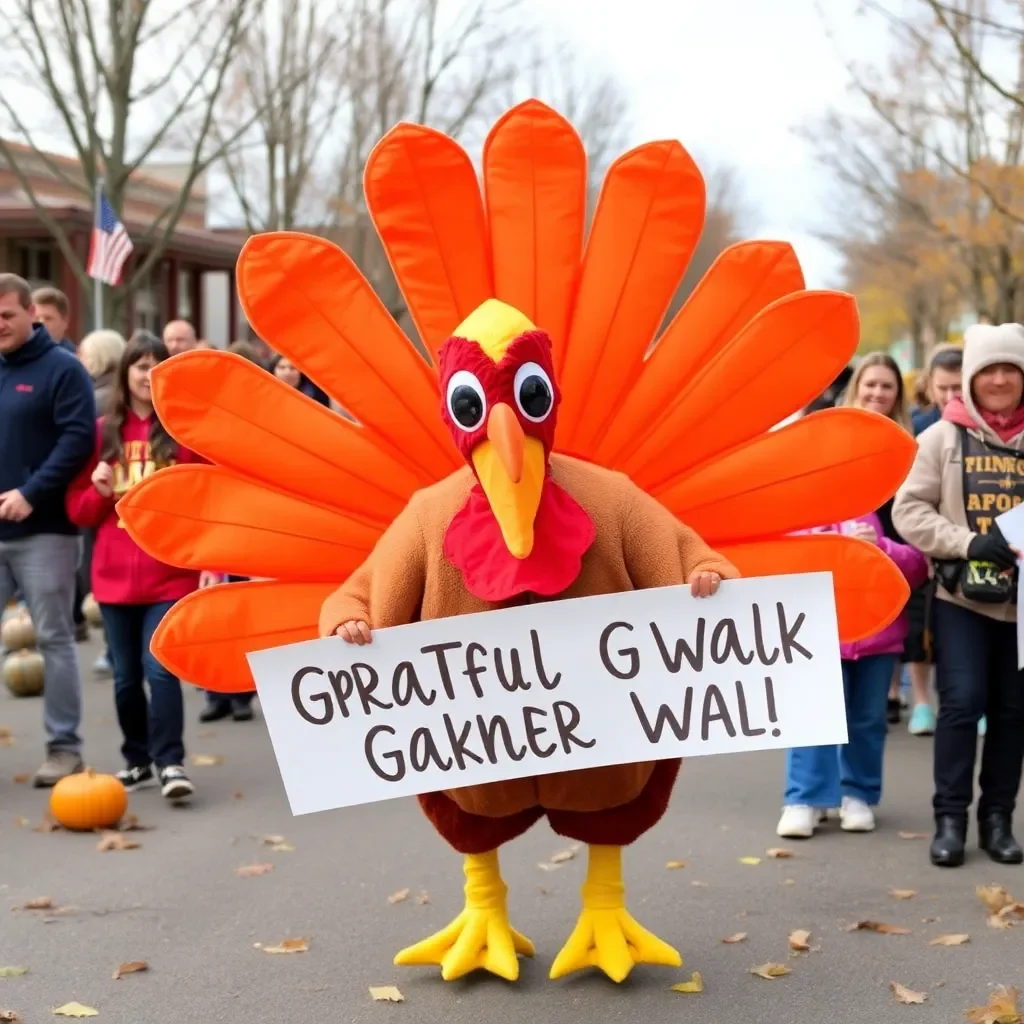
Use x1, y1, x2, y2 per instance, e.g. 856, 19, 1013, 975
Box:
0, 534, 83, 754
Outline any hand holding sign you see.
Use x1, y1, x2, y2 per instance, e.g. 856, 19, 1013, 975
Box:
337, 620, 372, 645
688, 569, 722, 597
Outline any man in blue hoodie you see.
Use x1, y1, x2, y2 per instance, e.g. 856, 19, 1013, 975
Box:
0, 273, 95, 786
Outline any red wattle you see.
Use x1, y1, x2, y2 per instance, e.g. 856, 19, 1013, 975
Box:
443, 479, 596, 602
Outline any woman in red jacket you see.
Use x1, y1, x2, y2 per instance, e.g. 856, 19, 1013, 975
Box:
67, 330, 213, 801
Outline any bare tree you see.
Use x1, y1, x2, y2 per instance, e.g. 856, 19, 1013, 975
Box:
214, 0, 350, 232
804, 0, 1024, 360
0, 0, 272, 322
325, 0, 527, 330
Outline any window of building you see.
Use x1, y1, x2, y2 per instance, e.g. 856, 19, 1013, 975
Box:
133, 269, 159, 333
16, 243, 54, 286
178, 268, 192, 320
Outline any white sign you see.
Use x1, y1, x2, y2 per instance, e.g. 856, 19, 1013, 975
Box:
992, 505, 1024, 669
247, 573, 847, 816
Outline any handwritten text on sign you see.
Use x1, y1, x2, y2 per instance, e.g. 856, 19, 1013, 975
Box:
247, 573, 846, 816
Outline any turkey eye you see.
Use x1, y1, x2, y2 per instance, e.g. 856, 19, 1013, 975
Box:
513, 361, 553, 422
445, 370, 487, 432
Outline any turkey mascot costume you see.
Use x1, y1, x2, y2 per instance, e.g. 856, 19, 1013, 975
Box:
119, 100, 914, 986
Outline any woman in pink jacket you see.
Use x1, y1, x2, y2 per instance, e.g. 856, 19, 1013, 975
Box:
776, 509, 928, 838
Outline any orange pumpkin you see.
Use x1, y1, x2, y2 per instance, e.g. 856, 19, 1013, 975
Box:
49, 769, 128, 831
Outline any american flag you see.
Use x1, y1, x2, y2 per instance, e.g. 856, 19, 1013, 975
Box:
86, 192, 134, 285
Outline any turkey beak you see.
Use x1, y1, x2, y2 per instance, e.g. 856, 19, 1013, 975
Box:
471, 403, 546, 560
487, 402, 524, 483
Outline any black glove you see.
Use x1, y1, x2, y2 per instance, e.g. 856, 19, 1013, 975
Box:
967, 527, 1018, 571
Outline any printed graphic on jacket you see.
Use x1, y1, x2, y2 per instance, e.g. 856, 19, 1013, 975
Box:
962, 429, 1024, 536
112, 440, 176, 526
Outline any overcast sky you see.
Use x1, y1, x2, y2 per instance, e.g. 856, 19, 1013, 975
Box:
529, 0, 891, 288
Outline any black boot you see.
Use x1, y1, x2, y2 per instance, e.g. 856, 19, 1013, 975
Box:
199, 701, 233, 723
930, 814, 967, 867
979, 812, 1024, 865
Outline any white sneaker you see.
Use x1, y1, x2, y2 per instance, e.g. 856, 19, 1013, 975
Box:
840, 796, 875, 832
777, 804, 819, 838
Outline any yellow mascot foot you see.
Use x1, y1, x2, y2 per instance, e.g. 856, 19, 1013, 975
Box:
393, 849, 534, 982
550, 844, 682, 983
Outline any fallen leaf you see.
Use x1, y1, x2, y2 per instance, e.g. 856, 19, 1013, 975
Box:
232, 791, 244, 800
766, 847, 793, 858
0, 967, 28, 977
190, 754, 224, 767
197, 730, 217, 738
738, 857, 761, 866
922, 916, 940, 924
261, 834, 286, 846
846, 920, 912, 935
33, 819, 60, 834
891, 981, 927, 1005
368, 986, 404, 1002
0, 728, 12, 746
783, 878, 796, 885
0, 1010, 20, 1022
550, 848, 576, 864
788, 929, 811, 952
997, 903, 1024, 924
20, 897, 53, 910
96, 832, 139, 852
112, 961, 148, 980
261, 937, 308, 954
890, 889, 918, 900
750, 963, 791, 980
52, 1004, 98, 1018
11, 773, 28, 784
388, 888, 410, 905
270, 842, 294, 852
977, 885, 1014, 916
118, 814, 150, 832
691, 880, 708, 887
989, 915, 1015, 931
236, 863, 274, 878
665, 860, 688, 870
965, 985, 1022, 1024
898, 831, 930, 840
929, 933, 969, 946
721, 933, 748, 944
415, 890, 430, 905
13, 817, 29, 828
670, 971, 704, 993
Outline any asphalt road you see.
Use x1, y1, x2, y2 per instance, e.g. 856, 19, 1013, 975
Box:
2, 633, 1023, 1024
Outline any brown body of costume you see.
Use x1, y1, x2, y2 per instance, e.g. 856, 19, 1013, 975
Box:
320, 454, 738, 853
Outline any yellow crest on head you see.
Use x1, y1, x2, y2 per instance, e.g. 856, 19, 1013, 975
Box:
454, 299, 536, 363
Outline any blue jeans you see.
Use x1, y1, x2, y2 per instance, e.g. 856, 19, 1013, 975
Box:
0, 534, 82, 754
784, 654, 896, 807
100, 600, 185, 769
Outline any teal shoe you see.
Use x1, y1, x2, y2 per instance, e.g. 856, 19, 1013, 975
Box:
908, 703, 936, 736
978, 716, 987, 737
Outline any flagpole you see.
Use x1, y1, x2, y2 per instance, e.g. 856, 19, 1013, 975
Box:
93, 175, 104, 330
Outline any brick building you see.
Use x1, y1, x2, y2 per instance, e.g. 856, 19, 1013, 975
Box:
0, 140, 246, 344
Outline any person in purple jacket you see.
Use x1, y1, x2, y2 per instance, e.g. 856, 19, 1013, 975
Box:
776, 509, 929, 839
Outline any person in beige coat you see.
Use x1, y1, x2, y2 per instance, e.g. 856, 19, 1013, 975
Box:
893, 322, 1024, 869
